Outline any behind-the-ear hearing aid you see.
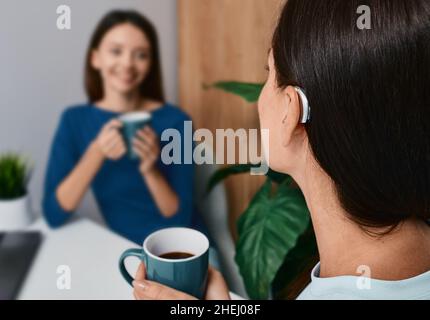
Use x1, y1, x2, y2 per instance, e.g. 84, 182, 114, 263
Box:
294, 86, 311, 124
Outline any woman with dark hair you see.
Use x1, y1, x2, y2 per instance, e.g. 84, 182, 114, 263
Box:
42, 10, 210, 249
133, 0, 430, 300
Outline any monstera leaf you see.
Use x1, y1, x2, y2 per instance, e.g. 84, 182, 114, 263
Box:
207, 164, 288, 193
207, 164, 259, 193
209, 82, 264, 103
235, 178, 311, 299
272, 225, 319, 299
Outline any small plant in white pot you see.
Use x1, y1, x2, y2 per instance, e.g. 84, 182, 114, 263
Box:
0, 153, 33, 231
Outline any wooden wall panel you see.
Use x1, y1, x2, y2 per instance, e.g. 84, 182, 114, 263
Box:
178, 0, 284, 239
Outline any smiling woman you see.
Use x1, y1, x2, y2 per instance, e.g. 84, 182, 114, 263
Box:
85, 10, 164, 105
42, 10, 213, 253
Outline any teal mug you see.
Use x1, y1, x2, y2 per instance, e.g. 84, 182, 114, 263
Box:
119, 112, 152, 160
119, 228, 209, 299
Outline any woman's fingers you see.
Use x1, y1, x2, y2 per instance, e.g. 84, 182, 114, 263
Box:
136, 129, 158, 149
100, 120, 122, 138
102, 129, 117, 144
104, 135, 124, 157
105, 134, 121, 149
136, 130, 153, 148
133, 138, 158, 163
97, 126, 116, 149
132, 280, 197, 301
99, 121, 122, 145
94, 119, 126, 160
135, 263, 147, 281
133, 137, 152, 154
133, 147, 149, 162
133, 146, 154, 163
133, 263, 147, 300
105, 119, 123, 131
131, 264, 230, 301
143, 126, 157, 139
110, 141, 126, 159
204, 267, 231, 300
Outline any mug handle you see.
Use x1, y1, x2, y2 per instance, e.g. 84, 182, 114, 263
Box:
119, 248, 147, 286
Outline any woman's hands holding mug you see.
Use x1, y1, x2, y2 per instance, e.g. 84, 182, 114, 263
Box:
93, 119, 159, 168
133, 127, 160, 174
94, 119, 127, 160
132, 263, 232, 300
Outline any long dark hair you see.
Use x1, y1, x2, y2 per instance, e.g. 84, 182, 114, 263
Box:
84, 10, 165, 103
272, 0, 430, 230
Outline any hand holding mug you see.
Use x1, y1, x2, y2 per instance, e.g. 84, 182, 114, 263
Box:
118, 112, 152, 160
133, 127, 160, 174
94, 119, 127, 161
132, 263, 231, 300
119, 228, 210, 299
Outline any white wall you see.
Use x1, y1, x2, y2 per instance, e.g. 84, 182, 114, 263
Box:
0, 0, 177, 223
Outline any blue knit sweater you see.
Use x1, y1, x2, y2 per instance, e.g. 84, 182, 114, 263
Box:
42, 103, 206, 245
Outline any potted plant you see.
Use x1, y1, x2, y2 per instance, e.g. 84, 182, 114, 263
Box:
208, 82, 319, 300
0, 153, 33, 230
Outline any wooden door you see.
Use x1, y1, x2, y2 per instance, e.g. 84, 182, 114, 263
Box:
178, 0, 284, 239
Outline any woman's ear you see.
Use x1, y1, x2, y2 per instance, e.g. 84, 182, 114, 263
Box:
281, 86, 302, 147
91, 49, 101, 70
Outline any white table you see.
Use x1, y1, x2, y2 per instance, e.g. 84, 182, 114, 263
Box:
18, 218, 242, 300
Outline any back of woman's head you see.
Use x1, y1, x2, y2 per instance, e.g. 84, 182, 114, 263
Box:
272, 0, 430, 229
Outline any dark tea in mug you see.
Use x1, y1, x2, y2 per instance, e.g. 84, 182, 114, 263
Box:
159, 252, 194, 260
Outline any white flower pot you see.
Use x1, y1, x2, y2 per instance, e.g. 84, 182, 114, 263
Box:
0, 195, 33, 231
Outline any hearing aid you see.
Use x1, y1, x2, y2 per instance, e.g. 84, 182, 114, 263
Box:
295, 86, 311, 124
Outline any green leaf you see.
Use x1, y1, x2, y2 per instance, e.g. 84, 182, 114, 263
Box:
272, 225, 319, 300
207, 164, 290, 194
235, 179, 311, 299
207, 164, 258, 193
209, 82, 264, 103
266, 170, 289, 184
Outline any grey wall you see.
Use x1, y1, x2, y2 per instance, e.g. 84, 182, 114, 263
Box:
0, 0, 177, 223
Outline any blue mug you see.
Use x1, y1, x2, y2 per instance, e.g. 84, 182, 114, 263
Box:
119, 112, 152, 160
119, 228, 209, 299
